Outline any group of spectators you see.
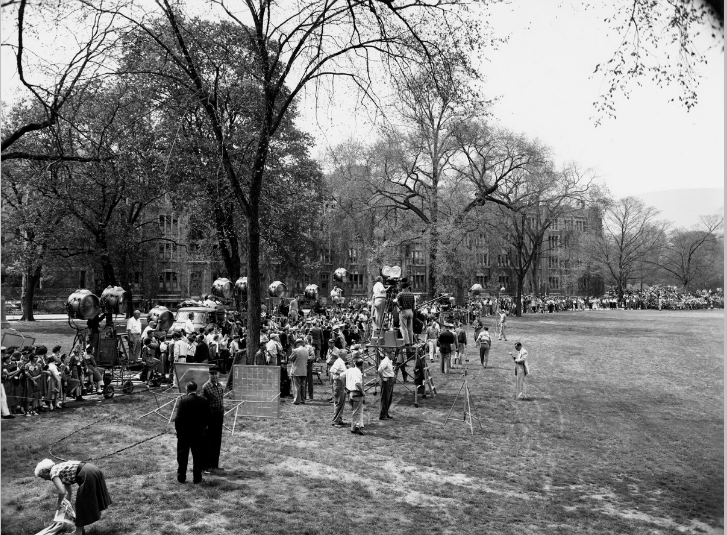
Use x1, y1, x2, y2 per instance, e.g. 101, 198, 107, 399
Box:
463, 288, 724, 316
0, 343, 104, 418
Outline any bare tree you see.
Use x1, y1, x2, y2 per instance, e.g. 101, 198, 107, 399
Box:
583, 196, 667, 297
653, 213, 724, 292
1, 0, 123, 160
592, 0, 723, 123
491, 163, 595, 316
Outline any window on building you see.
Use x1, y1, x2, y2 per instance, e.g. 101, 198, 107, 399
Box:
551, 219, 558, 231
79, 270, 86, 288
348, 248, 357, 263
476, 275, 488, 286
413, 271, 426, 290
548, 236, 560, 250
549, 276, 560, 289
477, 253, 489, 266
320, 272, 329, 290
497, 254, 510, 267
190, 272, 202, 296
576, 219, 587, 232
159, 271, 179, 291
548, 256, 559, 269
498, 275, 510, 288
321, 250, 331, 264
350, 272, 363, 289
565, 219, 573, 230
412, 249, 424, 265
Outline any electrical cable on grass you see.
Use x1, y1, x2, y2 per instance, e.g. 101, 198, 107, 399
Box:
47, 416, 169, 462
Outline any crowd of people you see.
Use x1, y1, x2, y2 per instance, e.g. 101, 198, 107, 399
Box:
467, 287, 724, 316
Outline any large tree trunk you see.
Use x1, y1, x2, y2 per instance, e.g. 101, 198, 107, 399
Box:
515, 273, 525, 317
96, 233, 118, 286
20, 265, 42, 321
428, 184, 438, 298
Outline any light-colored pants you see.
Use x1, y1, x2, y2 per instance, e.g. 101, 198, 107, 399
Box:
331, 377, 346, 424
1, 384, 10, 416
373, 298, 387, 330
427, 340, 437, 360
128, 333, 142, 361
350, 395, 364, 430
399, 309, 414, 345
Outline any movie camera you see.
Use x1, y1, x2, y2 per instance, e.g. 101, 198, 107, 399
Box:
381, 265, 402, 296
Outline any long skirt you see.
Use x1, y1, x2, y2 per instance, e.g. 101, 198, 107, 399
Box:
75, 463, 112, 527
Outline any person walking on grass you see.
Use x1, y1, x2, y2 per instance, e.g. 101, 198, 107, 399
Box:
510, 342, 529, 400
476, 327, 492, 368
437, 323, 456, 374
498, 310, 508, 341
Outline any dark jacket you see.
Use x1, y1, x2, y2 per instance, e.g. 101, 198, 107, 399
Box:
174, 393, 211, 438
193, 342, 210, 363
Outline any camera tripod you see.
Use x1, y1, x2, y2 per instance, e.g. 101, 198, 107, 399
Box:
444, 357, 483, 435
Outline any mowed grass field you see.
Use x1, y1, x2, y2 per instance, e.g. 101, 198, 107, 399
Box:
1, 310, 723, 535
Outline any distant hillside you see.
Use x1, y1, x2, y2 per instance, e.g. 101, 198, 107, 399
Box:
636, 188, 724, 229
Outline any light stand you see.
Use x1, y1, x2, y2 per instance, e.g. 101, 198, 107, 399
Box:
444, 357, 483, 435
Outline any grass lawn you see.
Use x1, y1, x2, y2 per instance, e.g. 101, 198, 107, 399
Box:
1, 310, 723, 535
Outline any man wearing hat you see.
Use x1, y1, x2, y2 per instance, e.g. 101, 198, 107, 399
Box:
437, 323, 456, 374
290, 338, 309, 405
201, 367, 225, 472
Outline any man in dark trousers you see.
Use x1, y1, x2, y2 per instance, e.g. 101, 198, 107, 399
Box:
201, 367, 225, 472
174, 381, 210, 484
437, 323, 456, 374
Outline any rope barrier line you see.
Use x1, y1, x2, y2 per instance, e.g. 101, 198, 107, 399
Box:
47, 416, 169, 463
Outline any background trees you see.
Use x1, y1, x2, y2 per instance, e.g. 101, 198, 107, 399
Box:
583, 196, 667, 297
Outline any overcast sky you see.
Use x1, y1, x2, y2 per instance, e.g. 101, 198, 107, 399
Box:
298, 0, 725, 199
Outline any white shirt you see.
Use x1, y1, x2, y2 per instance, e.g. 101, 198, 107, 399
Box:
127, 317, 142, 335
174, 339, 188, 358
141, 325, 155, 340
345, 366, 363, 393
377, 356, 394, 378
329, 357, 347, 380
184, 319, 196, 334
476, 331, 491, 345
514, 348, 528, 364
373, 281, 386, 299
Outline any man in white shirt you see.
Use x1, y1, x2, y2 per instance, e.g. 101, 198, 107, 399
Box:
371, 276, 387, 331
511, 342, 529, 400
141, 320, 157, 342
426, 321, 439, 362
377, 352, 395, 420
183, 313, 196, 336
475, 327, 492, 368
346, 359, 366, 435
498, 310, 508, 341
127, 310, 142, 361
329, 351, 348, 427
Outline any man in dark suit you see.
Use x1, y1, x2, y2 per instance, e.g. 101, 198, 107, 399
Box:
174, 381, 210, 484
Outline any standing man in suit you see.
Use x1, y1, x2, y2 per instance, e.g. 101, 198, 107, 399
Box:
201, 367, 225, 473
174, 381, 210, 484
290, 338, 309, 405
